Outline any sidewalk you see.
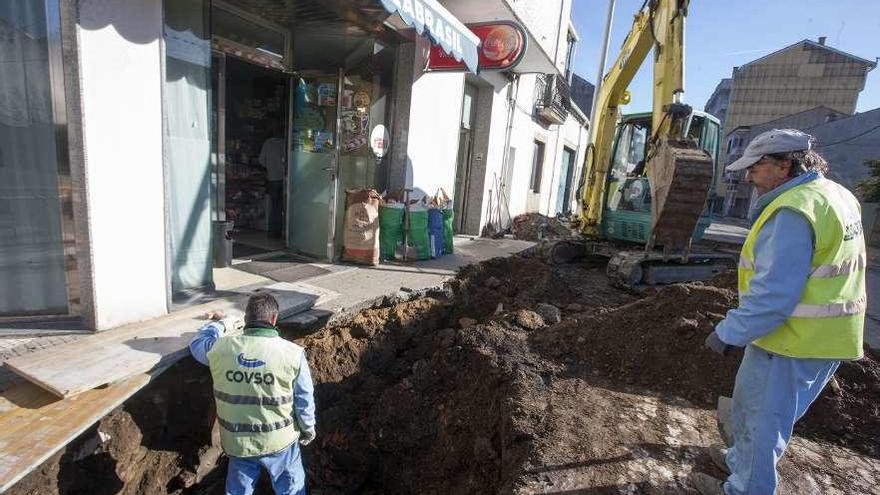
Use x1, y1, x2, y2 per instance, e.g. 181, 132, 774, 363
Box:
2, 237, 533, 366
284, 236, 535, 324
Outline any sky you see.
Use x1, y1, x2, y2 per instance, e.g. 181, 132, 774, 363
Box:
570, 0, 880, 115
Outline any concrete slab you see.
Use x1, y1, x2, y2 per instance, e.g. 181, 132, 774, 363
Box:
259, 282, 339, 319
704, 219, 749, 246
4, 281, 334, 398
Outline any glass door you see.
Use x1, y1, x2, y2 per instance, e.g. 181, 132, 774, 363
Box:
0, 0, 72, 317
453, 83, 478, 233
286, 71, 341, 259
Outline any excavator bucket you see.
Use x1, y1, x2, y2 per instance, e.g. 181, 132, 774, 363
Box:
646, 139, 714, 257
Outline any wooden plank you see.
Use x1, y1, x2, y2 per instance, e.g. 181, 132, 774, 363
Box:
0, 371, 157, 493
4, 282, 338, 399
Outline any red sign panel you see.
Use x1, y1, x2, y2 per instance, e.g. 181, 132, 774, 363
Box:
427, 22, 526, 72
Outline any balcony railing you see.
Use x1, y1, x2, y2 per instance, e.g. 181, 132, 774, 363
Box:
534, 73, 571, 125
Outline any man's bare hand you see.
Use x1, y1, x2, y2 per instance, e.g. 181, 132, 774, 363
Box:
205, 310, 226, 321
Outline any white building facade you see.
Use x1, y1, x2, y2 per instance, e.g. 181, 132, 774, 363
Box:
402, 0, 588, 235
0, 0, 587, 330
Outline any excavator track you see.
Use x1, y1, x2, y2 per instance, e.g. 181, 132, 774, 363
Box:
606, 249, 736, 290
544, 239, 735, 290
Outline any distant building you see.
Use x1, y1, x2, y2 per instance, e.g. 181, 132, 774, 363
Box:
704, 78, 732, 127
713, 38, 876, 199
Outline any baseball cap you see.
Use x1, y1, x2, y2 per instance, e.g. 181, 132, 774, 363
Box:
726, 129, 813, 172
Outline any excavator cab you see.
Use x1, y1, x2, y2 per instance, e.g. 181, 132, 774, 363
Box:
601, 111, 721, 248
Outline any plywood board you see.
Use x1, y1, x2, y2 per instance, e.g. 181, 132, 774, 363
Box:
0, 371, 156, 493
5, 282, 338, 399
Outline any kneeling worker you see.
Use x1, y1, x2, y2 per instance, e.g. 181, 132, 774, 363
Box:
693, 129, 866, 494
190, 293, 316, 495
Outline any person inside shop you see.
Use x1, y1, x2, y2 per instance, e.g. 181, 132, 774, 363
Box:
259, 121, 286, 238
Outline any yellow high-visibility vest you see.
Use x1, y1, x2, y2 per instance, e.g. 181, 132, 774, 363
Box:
207, 327, 304, 457
739, 177, 866, 359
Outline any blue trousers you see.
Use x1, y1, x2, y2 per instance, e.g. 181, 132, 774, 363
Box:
723, 345, 838, 495
226, 442, 306, 495
268, 180, 284, 237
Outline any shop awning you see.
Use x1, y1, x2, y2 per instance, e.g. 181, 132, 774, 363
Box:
378, 0, 480, 73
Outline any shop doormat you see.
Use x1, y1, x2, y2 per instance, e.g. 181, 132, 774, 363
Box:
233, 252, 330, 283
233, 243, 272, 259
263, 264, 332, 283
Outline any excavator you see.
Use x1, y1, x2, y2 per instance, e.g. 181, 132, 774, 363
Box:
559, 0, 735, 287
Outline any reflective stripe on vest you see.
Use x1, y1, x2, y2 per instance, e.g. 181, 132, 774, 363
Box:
218, 416, 295, 434
810, 254, 866, 278
739, 177, 865, 360
214, 390, 294, 406
740, 253, 866, 280
790, 296, 867, 318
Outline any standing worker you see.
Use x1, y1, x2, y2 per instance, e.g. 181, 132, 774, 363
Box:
691, 129, 866, 494
190, 293, 316, 495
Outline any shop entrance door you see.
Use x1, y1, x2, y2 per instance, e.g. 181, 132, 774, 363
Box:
453, 83, 478, 234
556, 147, 575, 214
211, 54, 289, 258
286, 70, 342, 260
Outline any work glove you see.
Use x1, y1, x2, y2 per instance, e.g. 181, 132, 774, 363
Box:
299, 427, 316, 446
704, 331, 731, 356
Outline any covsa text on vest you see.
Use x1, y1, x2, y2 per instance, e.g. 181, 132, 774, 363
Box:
226, 369, 275, 385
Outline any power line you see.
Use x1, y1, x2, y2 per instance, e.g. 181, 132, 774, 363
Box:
815, 123, 880, 148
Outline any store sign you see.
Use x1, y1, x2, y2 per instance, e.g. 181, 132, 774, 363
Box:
378, 0, 480, 74
427, 22, 526, 72
370, 125, 390, 159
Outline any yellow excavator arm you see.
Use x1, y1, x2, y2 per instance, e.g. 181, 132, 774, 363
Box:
579, 0, 712, 257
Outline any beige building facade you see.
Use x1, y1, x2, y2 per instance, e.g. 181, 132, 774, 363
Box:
716, 38, 876, 195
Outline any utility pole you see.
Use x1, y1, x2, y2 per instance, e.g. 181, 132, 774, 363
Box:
587, 0, 616, 147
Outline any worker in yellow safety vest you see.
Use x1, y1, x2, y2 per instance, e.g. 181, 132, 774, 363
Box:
690, 129, 866, 495
190, 293, 316, 495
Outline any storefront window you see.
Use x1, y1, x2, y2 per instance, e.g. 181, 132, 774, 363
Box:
0, 0, 70, 316
338, 41, 397, 194
164, 0, 213, 293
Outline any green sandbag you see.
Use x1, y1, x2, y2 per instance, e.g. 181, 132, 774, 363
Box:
379, 206, 404, 260
407, 209, 431, 260
441, 209, 454, 254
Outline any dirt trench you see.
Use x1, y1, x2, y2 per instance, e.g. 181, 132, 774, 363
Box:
8, 255, 880, 494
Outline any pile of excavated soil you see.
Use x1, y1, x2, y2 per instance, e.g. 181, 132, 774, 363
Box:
532, 282, 742, 406
448, 256, 636, 322
298, 257, 632, 493
510, 213, 572, 241
301, 301, 538, 493
531, 279, 880, 457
